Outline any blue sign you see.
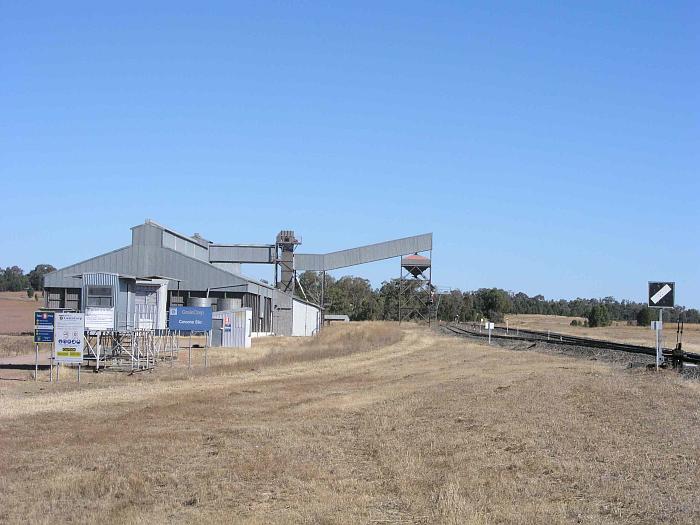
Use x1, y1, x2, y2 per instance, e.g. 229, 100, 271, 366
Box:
35, 330, 54, 342
168, 306, 212, 332
34, 311, 54, 343
35, 311, 54, 327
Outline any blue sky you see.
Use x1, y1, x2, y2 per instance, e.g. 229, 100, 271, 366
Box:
1, 2, 698, 306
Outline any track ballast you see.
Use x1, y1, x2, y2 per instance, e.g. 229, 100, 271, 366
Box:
443, 323, 700, 366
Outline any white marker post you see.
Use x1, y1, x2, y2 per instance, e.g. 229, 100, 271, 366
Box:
486, 322, 494, 345
656, 313, 661, 370
652, 314, 663, 371
656, 308, 664, 370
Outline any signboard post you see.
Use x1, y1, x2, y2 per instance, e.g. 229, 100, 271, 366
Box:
34, 311, 54, 382
54, 313, 85, 382
648, 282, 675, 370
168, 306, 213, 332
168, 307, 212, 369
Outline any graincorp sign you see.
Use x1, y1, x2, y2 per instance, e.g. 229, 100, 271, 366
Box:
168, 306, 212, 332
54, 312, 85, 364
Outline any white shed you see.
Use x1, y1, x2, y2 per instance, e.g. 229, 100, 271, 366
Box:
211, 308, 252, 348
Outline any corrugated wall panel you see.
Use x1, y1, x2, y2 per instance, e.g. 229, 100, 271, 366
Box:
293, 254, 325, 271
44, 246, 134, 288
141, 245, 275, 298
295, 233, 432, 271
209, 245, 275, 264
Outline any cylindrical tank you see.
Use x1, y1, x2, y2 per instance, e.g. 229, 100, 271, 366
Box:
188, 296, 214, 307
217, 297, 242, 310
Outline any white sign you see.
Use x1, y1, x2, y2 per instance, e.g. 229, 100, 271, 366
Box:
650, 285, 671, 305
85, 307, 114, 330
651, 321, 662, 330
54, 313, 85, 364
485, 322, 495, 330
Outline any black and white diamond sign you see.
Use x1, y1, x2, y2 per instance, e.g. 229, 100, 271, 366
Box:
648, 282, 675, 308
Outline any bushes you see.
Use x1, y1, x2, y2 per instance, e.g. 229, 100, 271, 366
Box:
636, 307, 652, 327
588, 305, 612, 328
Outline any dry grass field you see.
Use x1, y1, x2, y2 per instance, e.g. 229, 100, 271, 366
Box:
1, 322, 698, 524
0, 290, 41, 334
505, 314, 700, 353
0, 334, 34, 358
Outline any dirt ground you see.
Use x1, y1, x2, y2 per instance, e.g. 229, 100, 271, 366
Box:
0, 291, 42, 334
1, 322, 698, 524
505, 314, 700, 353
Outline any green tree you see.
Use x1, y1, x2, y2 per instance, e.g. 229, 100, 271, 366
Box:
0, 266, 29, 292
636, 307, 652, 327
475, 288, 511, 321
328, 276, 378, 321
377, 279, 400, 321
588, 305, 612, 327
27, 264, 55, 291
437, 290, 463, 321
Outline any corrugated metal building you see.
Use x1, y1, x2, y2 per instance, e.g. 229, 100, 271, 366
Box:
44, 220, 433, 337
44, 220, 317, 336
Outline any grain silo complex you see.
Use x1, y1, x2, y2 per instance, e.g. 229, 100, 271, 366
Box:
44, 219, 432, 337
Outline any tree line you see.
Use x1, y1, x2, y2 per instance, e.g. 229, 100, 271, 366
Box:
297, 271, 699, 325
3, 265, 696, 326
0, 265, 56, 295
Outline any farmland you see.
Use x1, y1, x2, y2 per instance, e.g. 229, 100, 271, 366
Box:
1, 322, 698, 524
0, 291, 40, 334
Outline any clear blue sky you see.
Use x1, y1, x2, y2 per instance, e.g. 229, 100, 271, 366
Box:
1, 2, 698, 307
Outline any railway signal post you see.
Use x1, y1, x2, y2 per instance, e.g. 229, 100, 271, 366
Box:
648, 282, 675, 370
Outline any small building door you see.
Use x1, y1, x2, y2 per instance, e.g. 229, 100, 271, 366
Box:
134, 285, 159, 329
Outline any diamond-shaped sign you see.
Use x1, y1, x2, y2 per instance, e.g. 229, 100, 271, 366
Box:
648, 282, 675, 308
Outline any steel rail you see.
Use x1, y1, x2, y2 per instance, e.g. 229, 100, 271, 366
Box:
443, 323, 700, 365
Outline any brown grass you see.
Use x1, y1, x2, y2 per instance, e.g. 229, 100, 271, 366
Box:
0, 335, 34, 358
506, 314, 700, 353
0, 292, 40, 334
1, 322, 698, 524
233, 321, 402, 369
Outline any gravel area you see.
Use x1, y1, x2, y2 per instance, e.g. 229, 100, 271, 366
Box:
439, 326, 700, 380
440, 326, 664, 370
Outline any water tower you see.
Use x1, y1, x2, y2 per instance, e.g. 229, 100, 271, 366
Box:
399, 253, 433, 324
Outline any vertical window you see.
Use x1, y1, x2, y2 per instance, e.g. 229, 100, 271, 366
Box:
87, 286, 113, 307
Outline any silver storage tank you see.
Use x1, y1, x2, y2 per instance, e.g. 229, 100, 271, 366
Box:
188, 297, 214, 307
217, 297, 242, 311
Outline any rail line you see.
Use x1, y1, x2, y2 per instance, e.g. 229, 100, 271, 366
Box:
443, 323, 700, 367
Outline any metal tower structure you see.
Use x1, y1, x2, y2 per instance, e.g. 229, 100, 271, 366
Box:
275, 230, 301, 294
398, 253, 433, 324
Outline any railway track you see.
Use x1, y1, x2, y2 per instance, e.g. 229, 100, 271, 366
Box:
444, 323, 700, 367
